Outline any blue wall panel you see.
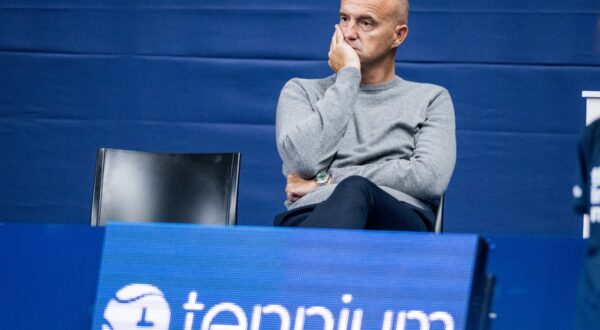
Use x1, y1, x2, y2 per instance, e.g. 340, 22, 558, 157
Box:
1, 2, 598, 64
450, 132, 579, 235
1, 1, 599, 234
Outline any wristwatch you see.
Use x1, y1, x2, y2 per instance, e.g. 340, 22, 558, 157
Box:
314, 170, 331, 186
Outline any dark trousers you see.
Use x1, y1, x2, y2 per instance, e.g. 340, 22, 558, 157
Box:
274, 176, 434, 232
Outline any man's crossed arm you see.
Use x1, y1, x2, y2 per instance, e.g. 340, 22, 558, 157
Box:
276, 25, 362, 182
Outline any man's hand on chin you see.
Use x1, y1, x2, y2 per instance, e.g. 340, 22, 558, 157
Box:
328, 25, 360, 73
285, 173, 328, 202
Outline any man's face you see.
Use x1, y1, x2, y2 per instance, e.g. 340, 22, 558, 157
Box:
339, 0, 404, 66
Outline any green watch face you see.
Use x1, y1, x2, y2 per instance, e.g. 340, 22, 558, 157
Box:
315, 171, 330, 184
316, 171, 328, 181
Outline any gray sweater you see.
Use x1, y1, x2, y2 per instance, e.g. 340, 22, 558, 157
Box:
276, 67, 456, 211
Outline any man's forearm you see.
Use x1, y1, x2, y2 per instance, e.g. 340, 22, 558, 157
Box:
276, 67, 361, 178
330, 156, 454, 201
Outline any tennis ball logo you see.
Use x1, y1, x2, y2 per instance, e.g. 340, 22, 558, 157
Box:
103, 283, 170, 330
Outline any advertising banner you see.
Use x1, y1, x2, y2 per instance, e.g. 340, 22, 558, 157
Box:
92, 223, 486, 330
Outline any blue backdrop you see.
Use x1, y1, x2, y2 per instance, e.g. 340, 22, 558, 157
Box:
1, 0, 599, 235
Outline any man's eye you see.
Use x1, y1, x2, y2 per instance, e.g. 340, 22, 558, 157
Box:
361, 21, 372, 26
340, 16, 348, 22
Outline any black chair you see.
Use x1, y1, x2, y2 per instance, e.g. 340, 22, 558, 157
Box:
90, 148, 240, 226
434, 194, 444, 233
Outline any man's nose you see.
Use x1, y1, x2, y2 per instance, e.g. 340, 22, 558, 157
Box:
342, 21, 359, 40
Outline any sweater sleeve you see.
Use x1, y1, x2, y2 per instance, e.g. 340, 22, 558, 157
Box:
330, 88, 456, 201
276, 67, 361, 178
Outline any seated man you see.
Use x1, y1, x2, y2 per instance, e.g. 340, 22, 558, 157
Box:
274, 0, 456, 231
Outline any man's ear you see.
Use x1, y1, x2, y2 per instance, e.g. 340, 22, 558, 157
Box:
391, 24, 409, 48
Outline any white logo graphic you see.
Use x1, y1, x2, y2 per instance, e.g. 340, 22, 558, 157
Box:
103, 283, 171, 330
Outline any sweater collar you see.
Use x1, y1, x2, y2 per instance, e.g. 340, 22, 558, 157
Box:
359, 76, 401, 92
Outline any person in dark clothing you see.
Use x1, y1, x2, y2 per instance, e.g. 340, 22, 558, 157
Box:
573, 118, 600, 329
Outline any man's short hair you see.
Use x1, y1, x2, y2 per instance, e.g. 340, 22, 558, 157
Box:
396, 0, 409, 25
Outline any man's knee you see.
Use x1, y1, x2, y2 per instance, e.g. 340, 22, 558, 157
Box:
336, 176, 376, 193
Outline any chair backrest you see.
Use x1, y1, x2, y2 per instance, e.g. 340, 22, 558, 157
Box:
90, 148, 240, 226
434, 194, 444, 233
